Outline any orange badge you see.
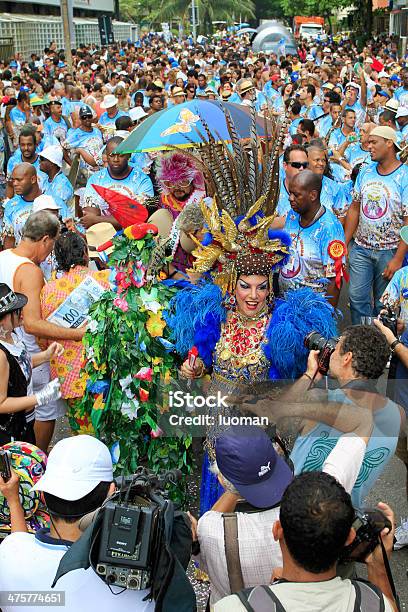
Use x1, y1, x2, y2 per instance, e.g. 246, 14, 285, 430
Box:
328, 240, 346, 260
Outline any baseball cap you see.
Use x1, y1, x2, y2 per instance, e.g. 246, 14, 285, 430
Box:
86, 222, 116, 258
370, 126, 402, 150
323, 48, 332, 54
47, 96, 62, 106
32, 194, 60, 213
129, 106, 147, 122
215, 426, 293, 509
270, 74, 281, 83
31, 435, 113, 501
100, 94, 118, 109
306, 54, 314, 62
378, 71, 390, 79
396, 106, 408, 119
377, 89, 390, 99
39, 144, 63, 168
79, 105, 93, 118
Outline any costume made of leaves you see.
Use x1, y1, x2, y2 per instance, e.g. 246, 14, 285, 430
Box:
75, 229, 192, 502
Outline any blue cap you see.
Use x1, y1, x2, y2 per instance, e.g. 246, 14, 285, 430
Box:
390, 75, 400, 82
9, 61, 17, 68
215, 425, 293, 508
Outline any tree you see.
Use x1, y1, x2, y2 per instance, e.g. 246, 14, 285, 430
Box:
155, 0, 255, 35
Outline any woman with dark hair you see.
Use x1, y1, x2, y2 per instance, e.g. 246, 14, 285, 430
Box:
40, 231, 110, 433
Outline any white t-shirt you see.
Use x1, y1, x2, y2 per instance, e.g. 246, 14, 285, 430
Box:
0, 531, 155, 612
214, 577, 394, 612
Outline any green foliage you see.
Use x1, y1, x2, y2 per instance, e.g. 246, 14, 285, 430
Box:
279, 0, 353, 18
75, 232, 193, 505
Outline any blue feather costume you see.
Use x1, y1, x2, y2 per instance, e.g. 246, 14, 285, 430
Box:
166, 282, 338, 514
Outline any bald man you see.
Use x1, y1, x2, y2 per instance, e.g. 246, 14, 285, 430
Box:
3, 163, 71, 249
3, 163, 42, 249
279, 170, 346, 307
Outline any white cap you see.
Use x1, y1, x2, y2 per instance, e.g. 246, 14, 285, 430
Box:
396, 106, 408, 119
31, 435, 113, 501
345, 81, 361, 93
32, 194, 60, 212
39, 144, 63, 168
101, 94, 118, 109
91, 63, 98, 71
378, 71, 389, 78
306, 54, 314, 61
129, 106, 147, 122
115, 129, 130, 138
323, 48, 332, 54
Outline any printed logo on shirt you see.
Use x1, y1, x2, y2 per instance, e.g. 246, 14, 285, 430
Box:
362, 187, 389, 220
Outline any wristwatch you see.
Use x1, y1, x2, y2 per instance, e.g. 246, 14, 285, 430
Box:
390, 339, 401, 352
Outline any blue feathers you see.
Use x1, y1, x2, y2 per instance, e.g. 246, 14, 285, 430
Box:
201, 232, 213, 246
267, 228, 291, 248
164, 281, 226, 357
264, 287, 338, 380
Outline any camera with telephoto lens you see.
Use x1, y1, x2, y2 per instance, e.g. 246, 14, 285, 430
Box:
304, 331, 338, 375
339, 508, 392, 563
93, 466, 181, 591
378, 307, 398, 337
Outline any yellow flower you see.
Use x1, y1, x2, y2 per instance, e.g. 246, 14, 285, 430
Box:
72, 378, 86, 394
63, 348, 76, 361
146, 312, 166, 338
152, 357, 162, 366
56, 278, 69, 290
93, 393, 105, 411
56, 364, 68, 377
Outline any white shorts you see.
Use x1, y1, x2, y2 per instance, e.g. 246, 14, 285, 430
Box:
32, 363, 66, 422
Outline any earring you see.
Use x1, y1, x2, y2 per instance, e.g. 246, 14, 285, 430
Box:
267, 292, 274, 312
223, 294, 236, 310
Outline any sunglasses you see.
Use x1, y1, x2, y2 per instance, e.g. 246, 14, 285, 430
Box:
162, 179, 192, 189
287, 161, 309, 169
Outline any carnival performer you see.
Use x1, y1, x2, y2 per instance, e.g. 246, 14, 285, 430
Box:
165, 104, 339, 514
150, 152, 207, 276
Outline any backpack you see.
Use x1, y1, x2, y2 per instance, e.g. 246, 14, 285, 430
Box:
233, 579, 386, 612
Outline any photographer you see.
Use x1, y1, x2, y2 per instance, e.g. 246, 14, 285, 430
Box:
239, 326, 404, 509
0, 435, 156, 611
215, 472, 397, 612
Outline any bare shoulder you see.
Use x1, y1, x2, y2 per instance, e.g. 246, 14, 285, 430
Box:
14, 263, 44, 292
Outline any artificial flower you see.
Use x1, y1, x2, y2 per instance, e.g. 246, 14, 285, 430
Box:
150, 427, 163, 439
139, 288, 162, 314
110, 441, 120, 465
121, 399, 139, 420
135, 367, 153, 381
93, 393, 105, 411
146, 312, 166, 338
139, 388, 149, 402
119, 374, 133, 390
87, 320, 98, 334
113, 296, 129, 312
131, 263, 146, 288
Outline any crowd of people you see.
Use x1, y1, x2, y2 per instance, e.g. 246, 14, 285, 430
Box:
0, 28, 405, 611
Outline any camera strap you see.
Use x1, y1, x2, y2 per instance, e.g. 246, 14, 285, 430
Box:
378, 537, 400, 611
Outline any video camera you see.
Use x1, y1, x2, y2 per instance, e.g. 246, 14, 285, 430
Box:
378, 306, 398, 337
92, 467, 182, 591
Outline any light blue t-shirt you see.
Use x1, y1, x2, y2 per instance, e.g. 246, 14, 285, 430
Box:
353, 161, 408, 250
39, 171, 74, 214
381, 265, 408, 323
345, 100, 366, 128
344, 144, 371, 169
315, 114, 332, 139
9, 107, 26, 127
3, 193, 71, 242
279, 206, 345, 294
43, 116, 69, 143
81, 166, 154, 214
329, 127, 359, 150
321, 175, 348, 218
64, 127, 103, 170
290, 387, 400, 508
98, 109, 129, 141
393, 86, 408, 109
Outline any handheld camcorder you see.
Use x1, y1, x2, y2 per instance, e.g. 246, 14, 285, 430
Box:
340, 508, 392, 563
93, 467, 181, 591
0, 450, 11, 483
304, 331, 338, 375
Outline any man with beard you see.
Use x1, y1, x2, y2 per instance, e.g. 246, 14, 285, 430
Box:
80, 136, 154, 229
6, 128, 46, 198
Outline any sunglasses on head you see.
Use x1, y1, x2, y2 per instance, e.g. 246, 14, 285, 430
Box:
287, 161, 308, 169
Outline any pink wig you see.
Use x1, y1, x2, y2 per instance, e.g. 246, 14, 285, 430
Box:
156, 152, 205, 192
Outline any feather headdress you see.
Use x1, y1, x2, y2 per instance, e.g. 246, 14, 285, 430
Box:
185, 98, 294, 295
